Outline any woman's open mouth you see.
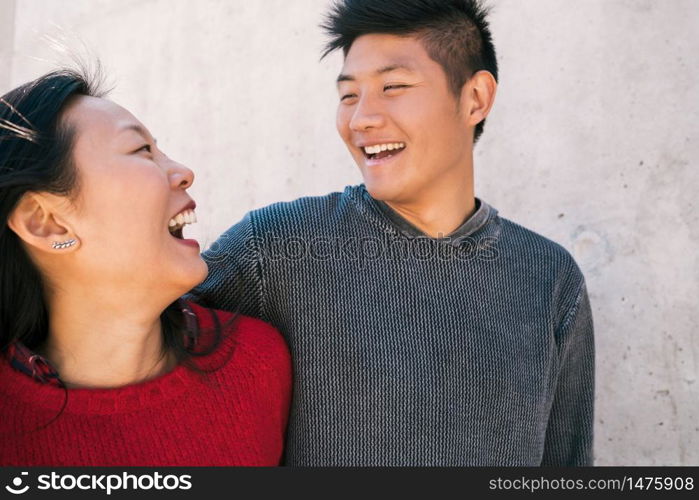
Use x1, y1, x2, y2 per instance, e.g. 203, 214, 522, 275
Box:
168, 209, 197, 240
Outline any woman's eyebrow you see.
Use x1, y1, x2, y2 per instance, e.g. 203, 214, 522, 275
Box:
119, 123, 157, 143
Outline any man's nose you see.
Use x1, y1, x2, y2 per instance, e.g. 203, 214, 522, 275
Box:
349, 94, 386, 131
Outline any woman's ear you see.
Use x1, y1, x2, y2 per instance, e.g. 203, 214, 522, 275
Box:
7, 193, 80, 253
460, 70, 497, 130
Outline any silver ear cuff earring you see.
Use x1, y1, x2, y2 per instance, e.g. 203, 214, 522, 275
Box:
51, 239, 77, 250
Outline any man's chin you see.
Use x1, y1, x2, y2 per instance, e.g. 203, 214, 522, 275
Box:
363, 179, 408, 204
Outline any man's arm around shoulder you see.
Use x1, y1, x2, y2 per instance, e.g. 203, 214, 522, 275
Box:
186, 212, 265, 319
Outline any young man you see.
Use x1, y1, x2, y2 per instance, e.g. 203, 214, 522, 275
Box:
191, 0, 594, 466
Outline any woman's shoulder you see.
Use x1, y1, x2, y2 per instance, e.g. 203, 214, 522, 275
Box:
183, 300, 290, 369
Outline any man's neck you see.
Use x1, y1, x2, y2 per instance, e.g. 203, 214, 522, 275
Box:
383, 178, 477, 239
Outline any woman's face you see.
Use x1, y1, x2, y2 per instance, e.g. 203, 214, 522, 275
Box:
58, 96, 207, 301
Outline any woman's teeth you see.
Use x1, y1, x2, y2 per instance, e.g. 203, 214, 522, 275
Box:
168, 209, 197, 234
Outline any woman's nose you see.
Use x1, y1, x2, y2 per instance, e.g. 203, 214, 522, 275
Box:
168, 161, 194, 189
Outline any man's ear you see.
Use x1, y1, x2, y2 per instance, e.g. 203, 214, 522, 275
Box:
7, 193, 80, 253
460, 70, 497, 130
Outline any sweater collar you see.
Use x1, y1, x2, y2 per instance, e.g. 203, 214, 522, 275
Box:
353, 184, 499, 244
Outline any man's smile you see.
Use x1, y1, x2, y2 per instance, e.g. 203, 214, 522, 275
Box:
358, 141, 406, 166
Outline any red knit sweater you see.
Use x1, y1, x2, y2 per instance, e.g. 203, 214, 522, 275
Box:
0, 302, 292, 466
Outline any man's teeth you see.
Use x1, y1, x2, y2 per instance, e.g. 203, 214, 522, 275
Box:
363, 142, 405, 155
168, 209, 197, 231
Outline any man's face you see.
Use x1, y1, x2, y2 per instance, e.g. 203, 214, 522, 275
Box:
336, 33, 473, 205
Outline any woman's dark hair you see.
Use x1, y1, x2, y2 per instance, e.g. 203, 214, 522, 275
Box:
1, 69, 99, 354
321, 0, 498, 143
0, 69, 233, 420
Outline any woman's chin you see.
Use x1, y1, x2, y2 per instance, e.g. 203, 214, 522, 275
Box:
168, 257, 209, 296
187, 257, 209, 287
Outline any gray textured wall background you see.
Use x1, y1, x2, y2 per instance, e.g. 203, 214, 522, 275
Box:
1, 0, 697, 465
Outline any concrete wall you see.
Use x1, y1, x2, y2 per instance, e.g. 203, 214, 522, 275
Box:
0, 0, 15, 92
2, 0, 697, 465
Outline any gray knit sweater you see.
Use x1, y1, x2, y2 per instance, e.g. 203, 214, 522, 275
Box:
190, 184, 595, 466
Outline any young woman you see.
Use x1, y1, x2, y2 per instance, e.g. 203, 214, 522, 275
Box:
0, 69, 292, 466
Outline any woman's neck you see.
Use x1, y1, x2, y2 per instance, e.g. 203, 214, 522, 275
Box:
38, 291, 176, 389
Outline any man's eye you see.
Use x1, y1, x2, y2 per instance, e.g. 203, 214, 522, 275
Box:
340, 93, 357, 102
136, 144, 152, 153
384, 84, 409, 91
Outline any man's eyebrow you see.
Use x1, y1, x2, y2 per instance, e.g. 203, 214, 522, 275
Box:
337, 64, 415, 83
